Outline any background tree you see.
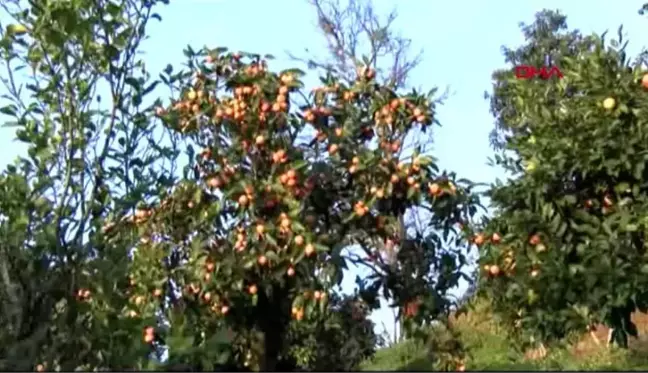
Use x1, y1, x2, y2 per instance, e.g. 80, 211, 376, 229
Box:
0, 0, 180, 370
479, 8, 648, 351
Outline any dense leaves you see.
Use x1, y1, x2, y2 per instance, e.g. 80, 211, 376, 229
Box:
0, 0, 479, 371
480, 10, 648, 349
284, 293, 381, 371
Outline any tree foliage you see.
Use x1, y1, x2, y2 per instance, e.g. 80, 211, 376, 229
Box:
0, 0, 177, 370
0, 0, 480, 371
480, 9, 648, 349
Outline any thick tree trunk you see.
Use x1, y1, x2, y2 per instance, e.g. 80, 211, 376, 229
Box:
257, 286, 290, 371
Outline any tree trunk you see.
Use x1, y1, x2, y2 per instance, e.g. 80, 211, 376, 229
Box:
257, 285, 290, 371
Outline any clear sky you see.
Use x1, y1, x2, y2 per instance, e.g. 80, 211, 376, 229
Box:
2, 0, 648, 345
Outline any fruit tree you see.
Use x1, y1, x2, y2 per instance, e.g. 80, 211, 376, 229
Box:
125, 46, 482, 370
479, 9, 648, 349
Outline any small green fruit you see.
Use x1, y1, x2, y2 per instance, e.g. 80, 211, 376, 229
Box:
6, 24, 28, 35
524, 160, 537, 173
527, 136, 536, 145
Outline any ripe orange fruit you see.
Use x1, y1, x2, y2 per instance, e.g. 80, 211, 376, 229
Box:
335, 127, 343, 137
328, 144, 339, 154
428, 183, 440, 196
295, 308, 304, 321
36, 364, 45, 372
390, 174, 399, 184
255, 135, 265, 146
304, 243, 315, 257
375, 189, 385, 199
294, 235, 304, 246
238, 195, 249, 206
257, 255, 268, 266
313, 290, 322, 300
287, 266, 295, 276
286, 169, 296, 179
491, 233, 501, 244
255, 224, 265, 235
248, 284, 258, 295
473, 234, 485, 246
603, 195, 613, 207
207, 176, 221, 188
642, 73, 648, 89
530, 269, 540, 278
221, 305, 230, 314
153, 289, 162, 297
529, 234, 541, 246
206, 262, 215, 271
489, 265, 501, 277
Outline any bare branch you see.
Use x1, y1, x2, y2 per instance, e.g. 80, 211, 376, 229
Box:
291, 0, 423, 90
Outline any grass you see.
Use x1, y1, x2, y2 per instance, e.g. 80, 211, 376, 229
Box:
361, 298, 648, 371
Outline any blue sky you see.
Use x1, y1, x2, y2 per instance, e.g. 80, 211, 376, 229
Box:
2, 0, 648, 344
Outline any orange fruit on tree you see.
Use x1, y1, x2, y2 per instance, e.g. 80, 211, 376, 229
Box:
529, 234, 541, 246
255, 224, 265, 235
473, 234, 485, 246
248, 284, 258, 295
294, 235, 304, 246
642, 73, 648, 89
491, 233, 501, 244
428, 182, 440, 196
207, 176, 221, 188
304, 243, 315, 257
255, 135, 265, 146
257, 255, 268, 266
287, 266, 295, 276
328, 144, 339, 154
489, 265, 501, 277
238, 194, 249, 206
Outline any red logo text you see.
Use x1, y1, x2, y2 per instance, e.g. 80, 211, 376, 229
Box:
514, 65, 564, 80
